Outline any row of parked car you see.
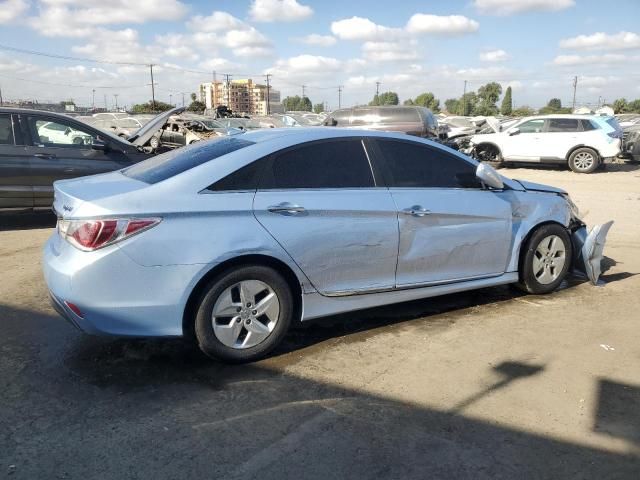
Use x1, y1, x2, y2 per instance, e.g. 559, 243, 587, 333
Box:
0, 102, 630, 212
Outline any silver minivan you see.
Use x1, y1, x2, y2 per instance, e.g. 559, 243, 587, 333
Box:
325, 106, 439, 139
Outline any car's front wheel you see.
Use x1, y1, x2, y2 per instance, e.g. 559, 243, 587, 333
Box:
474, 143, 503, 168
516, 224, 572, 294
194, 266, 293, 363
568, 147, 599, 173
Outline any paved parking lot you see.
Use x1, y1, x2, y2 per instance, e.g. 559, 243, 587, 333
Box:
1, 163, 639, 479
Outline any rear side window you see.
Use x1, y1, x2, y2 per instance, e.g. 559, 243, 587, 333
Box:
0, 115, 14, 145
208, 159, 266, 192
581, 119, 598, 131
260, 139, 374, 189
374, 139, 478, 189
124, 137, 255, 184
547, 118, 580, 132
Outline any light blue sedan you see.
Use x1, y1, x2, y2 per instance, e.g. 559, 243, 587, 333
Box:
43, 128, 612, 362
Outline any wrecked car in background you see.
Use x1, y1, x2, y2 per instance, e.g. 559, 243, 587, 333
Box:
43, 128, 612, 363
149, 114, 243, 150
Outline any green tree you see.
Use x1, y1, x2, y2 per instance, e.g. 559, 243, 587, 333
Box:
500, 86, 512, 115
313, 103, 324, 114
283, 95, 313, 112
187, 100, 206, 112
475, 82, 502, 115
512, 106, 535, 117
444, 98, 459, 114
627, 99, 640, 113
130, 100, 174, 114
299, 96, 312, 111
547, 98, 562, 110
190, 92, 197, 103
459, 92, 478, 116
370, 91, 399, 106
612, 98, 628, 114
414, 92, 440, 112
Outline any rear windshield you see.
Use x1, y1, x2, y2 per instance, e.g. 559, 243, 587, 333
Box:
605, 117, 622, 131
123, 137, 255, 184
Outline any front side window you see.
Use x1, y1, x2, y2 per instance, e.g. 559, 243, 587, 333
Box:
547, 118, 580, 132
517, 119, 545, 133
0, 114, 14, 145
29, 118, 96, 147
260, 139, 375, 189
374, 139, 479, 189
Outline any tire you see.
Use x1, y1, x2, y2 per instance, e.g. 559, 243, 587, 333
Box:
194, 265, 293, 363
474, 144, 503, 168
568, 147, 599, 173
515, 224, 572, 295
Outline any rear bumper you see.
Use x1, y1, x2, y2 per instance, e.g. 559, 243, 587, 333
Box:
42, 233, 206, 337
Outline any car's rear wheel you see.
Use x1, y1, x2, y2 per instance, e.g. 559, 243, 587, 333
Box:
194, 266, 293, 363
516, 224, 572, 294
474, 144, 503, 168
568, 148, 599, 173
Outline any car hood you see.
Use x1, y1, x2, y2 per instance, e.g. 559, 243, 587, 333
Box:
515, 179, 567, 195
127, 106, 186, 147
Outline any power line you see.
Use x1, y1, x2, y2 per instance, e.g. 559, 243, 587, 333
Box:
0, 72, 146, 89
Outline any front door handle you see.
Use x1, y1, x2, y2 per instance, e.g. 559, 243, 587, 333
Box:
34, 153, 56, 159
402, 205, 431, 217
267, 202, 306, 215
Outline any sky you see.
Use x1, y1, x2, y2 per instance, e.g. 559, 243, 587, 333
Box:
0, 0, 639, 110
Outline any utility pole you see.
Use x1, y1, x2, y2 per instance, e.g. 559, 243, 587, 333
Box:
265, 74, 272, 115
224, 74, 231, 108
461, 80, 467, 115
338, 85, 342, 109
149, 64, 156, 112
212, 71, 217, 108
104, 94, 107, 110
114, 94, 119, 111
91, 89, 95, 110
375, 81, 381, 104
169, 93, 173, 106
302, 84, 306, 99
182, 92, 185, 107
572, 76, 578, 112
1, 85, 4, 106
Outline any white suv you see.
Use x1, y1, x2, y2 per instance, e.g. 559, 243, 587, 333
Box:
468, 115, 622, 173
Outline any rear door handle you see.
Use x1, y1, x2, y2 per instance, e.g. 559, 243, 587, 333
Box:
34, 153, 56, 159
402, 205, 431, 217
267, 202, 306, 215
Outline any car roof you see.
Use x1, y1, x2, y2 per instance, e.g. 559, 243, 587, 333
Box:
238, 127, 426, 144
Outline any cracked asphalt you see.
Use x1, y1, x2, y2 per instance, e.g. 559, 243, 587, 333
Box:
1, 164, 639, 479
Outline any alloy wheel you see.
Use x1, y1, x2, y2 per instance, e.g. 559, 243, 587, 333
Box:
532, 235, 566, 285
573, 151, 594, 171
211, 280, 280, 349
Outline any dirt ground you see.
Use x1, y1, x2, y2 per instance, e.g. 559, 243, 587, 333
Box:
1, 163, 639, 479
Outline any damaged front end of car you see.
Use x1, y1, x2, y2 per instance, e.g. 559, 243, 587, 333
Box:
570, 220, 614, 285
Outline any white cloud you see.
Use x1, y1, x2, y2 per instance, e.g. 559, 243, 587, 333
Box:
298, 34, 337, 47
479, 49, 509, 62
331, 16, 398, 41
0, 0, 29, 24
72, 28, 155, 64
249, 0, 313, 23
154, 34, 200, 62
361, 41, 419, 62
473, 0, 574, 16
406, 14, 479, 35
187, 11, 247, 32
266, 54, 342, 84
578, 75, 620, 88
454, 65, 514, 79
559, 31, 640, 51
552, 54, 628, 66
29, 0, 188, 37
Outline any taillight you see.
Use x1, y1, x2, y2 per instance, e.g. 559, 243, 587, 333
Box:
57, 217, 161, 251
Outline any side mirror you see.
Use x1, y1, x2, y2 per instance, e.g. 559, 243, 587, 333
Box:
476, 163, 504, 190
507, 127, 520, 136
92, 139, 108, 152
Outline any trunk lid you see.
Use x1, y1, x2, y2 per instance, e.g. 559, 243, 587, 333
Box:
53, 171, 149, 218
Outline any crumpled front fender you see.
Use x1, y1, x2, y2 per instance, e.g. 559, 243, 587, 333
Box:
571, 221, 614, 285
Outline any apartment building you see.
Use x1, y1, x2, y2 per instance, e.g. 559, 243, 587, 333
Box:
199, 79, 282, 115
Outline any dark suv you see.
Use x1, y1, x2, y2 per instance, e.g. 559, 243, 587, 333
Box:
324, 106, 439, 139
0, 107, 182, 211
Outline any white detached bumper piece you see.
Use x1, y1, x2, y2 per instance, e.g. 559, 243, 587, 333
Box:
571, 221, 614, 285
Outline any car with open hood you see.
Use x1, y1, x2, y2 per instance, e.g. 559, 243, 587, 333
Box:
43, 128, 612, 363
0, 106, 184, 211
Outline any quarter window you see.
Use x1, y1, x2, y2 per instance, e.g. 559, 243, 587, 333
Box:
260, 139, 375, 189
0, 115, 14, 145
547, 118, 580, 132
374, 139, 479, 189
